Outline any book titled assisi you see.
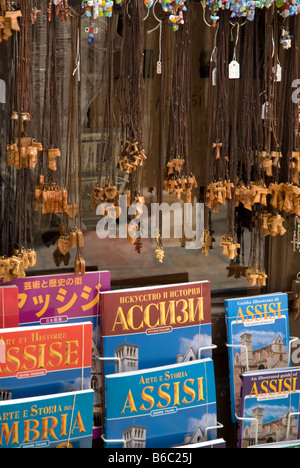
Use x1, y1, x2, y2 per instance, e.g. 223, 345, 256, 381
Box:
0, 389, 94, 448
225, 292, 290, 423
104, 358, 217, 448
238, 367, 300, 448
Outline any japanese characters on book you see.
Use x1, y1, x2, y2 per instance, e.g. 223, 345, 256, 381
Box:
225, 292, 290, 423
100, 281, 212, 378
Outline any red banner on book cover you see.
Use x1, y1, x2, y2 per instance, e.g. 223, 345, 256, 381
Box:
0, 286, 19, 329
100, 281, 211, 336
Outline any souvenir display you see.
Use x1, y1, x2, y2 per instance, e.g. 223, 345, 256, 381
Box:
1, 0, 300, 451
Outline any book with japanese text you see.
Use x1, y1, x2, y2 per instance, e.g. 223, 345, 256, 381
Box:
0, 389, 94, 448
0, 286, 19, 329
238, 367, 300, 448
1, 271, 110, 329
224, 292, 290, 423
104, 359, 217, 448
100, 281, 211, 377
0, 322, 92, 400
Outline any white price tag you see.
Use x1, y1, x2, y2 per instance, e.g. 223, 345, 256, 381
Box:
273, 64, 282, 82
212, 67, 217, 86
229, 60, 240, 79
157, 61, 162, 75
262, 102, 269, 120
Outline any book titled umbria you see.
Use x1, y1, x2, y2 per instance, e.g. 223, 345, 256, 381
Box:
0, 389, 94, 448
104, 359, 217, 448
0, 322, 93, 399
225, 292, 290, 423
100, 281, 211, 377
238, 367, 300, 448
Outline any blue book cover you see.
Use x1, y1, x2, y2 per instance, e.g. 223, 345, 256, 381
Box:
238, 367, 300, 448
104, 359, 217, 448
224, 293, 290, 423
0, 322, 92, 400
0, 389, 94, 448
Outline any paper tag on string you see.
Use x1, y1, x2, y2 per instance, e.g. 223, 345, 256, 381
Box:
212, 67, 217, 86
262, 102, 269, 120
157, 61, 162, 75
0, 339, 6, 363
273, 64, 282, 82
229, 60, 240, 79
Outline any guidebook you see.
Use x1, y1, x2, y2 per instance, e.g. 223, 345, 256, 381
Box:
225, 292, 290, 422
1, 270, 110, 434
238, 367, 300, 448
100, 281, 211, 377
1, 270, 110, 329
0, 389, 94, 448
0, 322, 93, 399
104, 358, 217, 448
0, 285, 19, 328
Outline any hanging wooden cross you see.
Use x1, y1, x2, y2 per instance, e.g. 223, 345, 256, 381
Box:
212, 142, 223, 160
11, 111, 31, 134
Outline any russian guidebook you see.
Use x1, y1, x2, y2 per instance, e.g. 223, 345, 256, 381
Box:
100, 281, 212, 375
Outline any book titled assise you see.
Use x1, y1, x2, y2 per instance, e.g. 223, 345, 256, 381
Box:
100, 281, 211, 377
0, 389, 94, 448
0, 322, 93, 399
104, 359, 217, 448
238, 367, 300, 448
225, 292, 290, 423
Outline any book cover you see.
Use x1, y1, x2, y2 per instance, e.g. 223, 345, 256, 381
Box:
224, 292, 290, 423
0, 322, 92, 400
0, 286, 19, 329
104, 359, 217, 448
1, 271, 110, 329
0, 389, 94, 448
238, 367, 300, 448
100, 281, 211, 377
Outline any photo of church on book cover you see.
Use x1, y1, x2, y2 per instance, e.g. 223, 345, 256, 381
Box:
238, 367, 300, 448
225, 292, 290, 423
100, 281, 212, 378
104, 359, 217, 448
